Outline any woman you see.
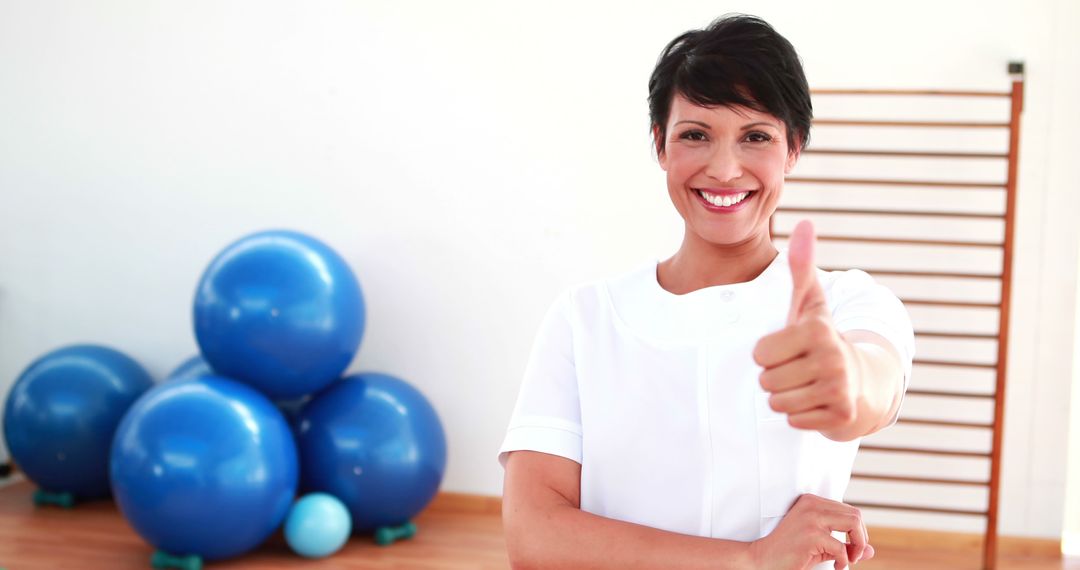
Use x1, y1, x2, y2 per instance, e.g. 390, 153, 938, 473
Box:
500, 14, 914, 570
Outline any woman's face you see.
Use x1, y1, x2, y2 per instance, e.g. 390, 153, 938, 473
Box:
657, 93, 799, 248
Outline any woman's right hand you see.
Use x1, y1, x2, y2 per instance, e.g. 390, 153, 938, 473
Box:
748, 494, 874, 570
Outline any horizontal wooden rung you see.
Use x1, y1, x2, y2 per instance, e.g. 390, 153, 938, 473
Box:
820, 267, 1003, 280
776, 206, 1004, 220
813, 119, 1009, 129
913, 359, 997, 369
810, 88, 1011, 98
849, 501, 989, 517
914, 331, 999, 340
901, 299, 1001, 308
804, 148, 1009, 159
897, 418, 994, 429
773, 233, 1003, 248
850, 473, 991, 486
787, 176, 1007, 189
859, 445, 991, 458
906, 389, 996, 399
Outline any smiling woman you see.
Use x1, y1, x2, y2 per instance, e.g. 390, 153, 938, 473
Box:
648, 13, 811, 291
657, 97, 796, 268
499, 13, 915, 570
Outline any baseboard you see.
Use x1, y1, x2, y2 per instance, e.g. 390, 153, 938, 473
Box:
427, 491, 502, 515
868, 526, 1061, 558
0, 472, 25, 490
428, 492, 1062, 558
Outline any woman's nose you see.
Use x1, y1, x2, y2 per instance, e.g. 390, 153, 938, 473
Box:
703, 144, 743, 183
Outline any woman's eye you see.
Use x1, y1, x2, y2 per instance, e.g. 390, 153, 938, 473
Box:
745, 131, 773, 143
679, 130, 708, 142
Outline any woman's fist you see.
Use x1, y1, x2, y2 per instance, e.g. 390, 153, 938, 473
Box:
753, 220, 863, 434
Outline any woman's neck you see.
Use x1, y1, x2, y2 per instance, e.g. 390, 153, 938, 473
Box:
658, 231, 777, 295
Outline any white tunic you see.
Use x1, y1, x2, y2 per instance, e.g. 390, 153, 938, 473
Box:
499, 248, 915, 552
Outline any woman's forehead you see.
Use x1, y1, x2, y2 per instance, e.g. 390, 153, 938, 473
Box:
669, 95, 783, 129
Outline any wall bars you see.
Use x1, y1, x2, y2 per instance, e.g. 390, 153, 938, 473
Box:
771, 63, 1025, 570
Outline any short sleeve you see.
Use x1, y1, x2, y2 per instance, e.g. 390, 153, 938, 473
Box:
829, 269, 916, 428
498, 290, 583, 467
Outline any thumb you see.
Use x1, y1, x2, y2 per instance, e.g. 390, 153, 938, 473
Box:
787, 220, 828, 325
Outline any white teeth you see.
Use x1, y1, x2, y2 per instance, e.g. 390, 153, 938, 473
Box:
698, 190, 749, 207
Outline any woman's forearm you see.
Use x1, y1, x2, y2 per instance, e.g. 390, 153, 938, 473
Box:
504, 501, 754, 570
822, 339, 904, 442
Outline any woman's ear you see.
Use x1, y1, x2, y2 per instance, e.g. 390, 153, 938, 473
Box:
784, 147, 801, 175
653, 125, 668, 170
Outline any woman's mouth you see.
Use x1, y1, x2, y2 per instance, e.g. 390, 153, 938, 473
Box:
693, 188, 755, 212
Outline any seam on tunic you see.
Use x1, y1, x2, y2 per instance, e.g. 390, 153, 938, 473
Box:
699, 343, 714, 536
504, 423, 584, 437
600, 280, 705, 349
755, 375, 767, 538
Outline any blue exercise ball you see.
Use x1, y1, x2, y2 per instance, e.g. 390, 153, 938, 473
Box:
110, 375, 298, 561
3, 345, 153, 499
295, 372, 446, 532
285, 492, 352, 558
193, 230, 365, 400
165, 354, 214, 381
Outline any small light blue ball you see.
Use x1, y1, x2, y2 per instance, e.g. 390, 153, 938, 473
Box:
284, 493, 352, 558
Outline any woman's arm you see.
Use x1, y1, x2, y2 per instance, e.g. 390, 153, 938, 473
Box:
755, 221, 910, 444
821, 331, 905, 442
502, 450, 754, 569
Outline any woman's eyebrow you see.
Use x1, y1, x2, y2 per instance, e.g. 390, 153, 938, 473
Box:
673, 120, 711, 128
742, 121, 780, 130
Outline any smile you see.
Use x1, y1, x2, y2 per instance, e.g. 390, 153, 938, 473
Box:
693, 189, 755, 211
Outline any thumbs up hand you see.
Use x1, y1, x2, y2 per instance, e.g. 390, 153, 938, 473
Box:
752, 220, 862, 435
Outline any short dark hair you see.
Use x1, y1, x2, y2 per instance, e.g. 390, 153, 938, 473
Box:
648, 14, 812, 155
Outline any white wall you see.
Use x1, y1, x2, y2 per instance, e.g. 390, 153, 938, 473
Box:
1, 0, 1077, 540
1058, 0, 1080, 553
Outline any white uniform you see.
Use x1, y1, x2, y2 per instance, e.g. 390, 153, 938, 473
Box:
499, 249, 915, 558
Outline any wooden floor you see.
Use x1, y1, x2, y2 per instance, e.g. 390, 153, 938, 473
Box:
0, 478, 507, 569
1, 477, 1077, 569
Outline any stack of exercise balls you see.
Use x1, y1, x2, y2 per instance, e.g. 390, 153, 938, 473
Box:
2, 229, 448, 568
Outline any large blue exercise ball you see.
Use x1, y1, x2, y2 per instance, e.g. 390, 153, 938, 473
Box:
165, 354, 214, 381
3, 345, 153, 499
193, 230, 365, 400
295, 372, 446, 532
110, 375, 298, 561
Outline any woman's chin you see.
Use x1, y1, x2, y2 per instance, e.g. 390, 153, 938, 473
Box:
689, 225, 768, 248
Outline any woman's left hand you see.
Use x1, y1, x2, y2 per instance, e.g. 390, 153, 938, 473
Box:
752, 220, 863, 433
